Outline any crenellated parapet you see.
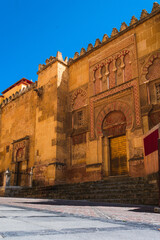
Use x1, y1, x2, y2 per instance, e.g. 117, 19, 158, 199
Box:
38, 51, 68, 73
140, 9, 149, 20
94, 39, 101, 47
37, 2, 160, 69
102, 34, 109, 43
67, 2, 160, 65
120, 22, 128, 32
0, 81, 37, 109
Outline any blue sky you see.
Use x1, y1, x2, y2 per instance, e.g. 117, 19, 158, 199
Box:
0, 0, 157, 93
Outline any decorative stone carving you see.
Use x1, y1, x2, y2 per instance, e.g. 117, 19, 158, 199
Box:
92, 49, 131, 93
140, 9, 149, 20
94, 68, 102, 94
120, 22, 128, 31
71, 88, 87, 111
142, 52, 160, 81
87, 43, 93, 52
130, 16, 138, 25
102, 34, 109, 43
102, 111, 127, 137
80, 48, 86, 56
146, 58, 160, 81
111, 28, 118, 37
96, 101, 133, 137
152, 2, 160, 12
73, 52, 79, 60
116, 57, 123, 85
12, 136, 29, 163
124, 53, 132, 81
94, 39, 101, 47
90, 79, 141, 139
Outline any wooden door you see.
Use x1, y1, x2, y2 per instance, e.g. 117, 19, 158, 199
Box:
110, 135, 127, 176
16, 161, 22, 186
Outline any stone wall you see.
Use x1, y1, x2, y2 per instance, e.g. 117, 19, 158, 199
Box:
0, 84, 37, 186
0, 3, 159, 187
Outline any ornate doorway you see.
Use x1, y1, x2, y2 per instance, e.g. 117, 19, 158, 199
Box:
16, 161, 23, 186
102, 110, 128, 176
11, 136, 29, 186
16, 148, 24, 186
110, 135, 127, 175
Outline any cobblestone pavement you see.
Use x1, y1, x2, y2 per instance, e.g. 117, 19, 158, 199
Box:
0, 197, 160, 240
0, 197, 160, 225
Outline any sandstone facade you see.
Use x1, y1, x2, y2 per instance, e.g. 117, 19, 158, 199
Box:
0, 3, 160, 187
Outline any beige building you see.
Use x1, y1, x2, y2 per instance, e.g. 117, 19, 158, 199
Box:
0, 3, 160, 189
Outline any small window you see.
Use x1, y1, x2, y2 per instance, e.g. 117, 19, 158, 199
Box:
73, 109, 86, 129
37, 150, 39, 156
156, 83, 160, 102
6, 146, 9, 153
77, 111, 83, 127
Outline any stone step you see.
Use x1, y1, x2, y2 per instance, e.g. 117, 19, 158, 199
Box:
3, 174, 159, 206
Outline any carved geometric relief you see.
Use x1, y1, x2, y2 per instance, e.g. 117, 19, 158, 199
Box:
96, 101, 132, 137
91, 50, 133, 95
103, 111, 126, 127
142, 52, 160, 82
12, 136, 29, 163
90, 79, 141, 139
101, 66, 106, 81
102, 111, 127, 137
116, 58, 123, 85
146, 58, 160, 81
124, 53, 132, 81
16, 147, 25, 162
109, 61, 115, 88
94, 69, 101, 94
71, 88, 87, 111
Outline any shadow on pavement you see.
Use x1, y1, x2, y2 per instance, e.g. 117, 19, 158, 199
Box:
20, 199, 155, 213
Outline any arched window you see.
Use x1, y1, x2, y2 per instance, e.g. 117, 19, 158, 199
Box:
115, 58, 123, 85
124, 53, 132, 81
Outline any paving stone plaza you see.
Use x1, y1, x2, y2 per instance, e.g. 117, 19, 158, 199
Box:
0, 197, 159, 239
